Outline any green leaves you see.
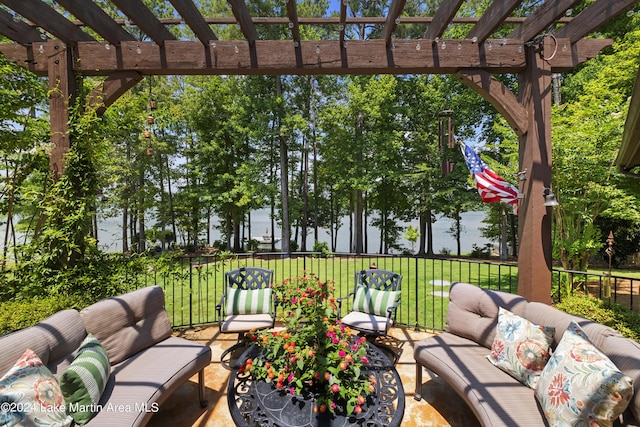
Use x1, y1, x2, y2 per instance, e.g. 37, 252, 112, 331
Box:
551, 22, 640, 270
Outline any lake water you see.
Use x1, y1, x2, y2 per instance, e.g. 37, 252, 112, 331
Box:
95, 209, 490, 254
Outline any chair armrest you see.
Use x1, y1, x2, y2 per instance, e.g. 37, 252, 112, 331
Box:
216, 294, 226, 324
386, 297, 402, 319
336, 292, 355, 318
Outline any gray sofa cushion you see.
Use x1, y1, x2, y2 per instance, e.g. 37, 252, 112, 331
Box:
0, 326, 51, 376
0, 309, 86, 377
414, 332, 547, 427
34, 309, 87, 374
445, 282, 527, 349
81, 286, 172, 365
87, 336, 211, 427
524, 301, 621, 350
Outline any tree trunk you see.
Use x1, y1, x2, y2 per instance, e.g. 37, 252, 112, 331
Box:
138, 170, 146, 252
276, 76, 291, 255
122, 204, 129, 253
455, 211, 462, 257
301, 133, 309, 252
310, 76, 319, 244
354, 111, 364, 254
418, 211, 427, 256
426, 210, 434, 256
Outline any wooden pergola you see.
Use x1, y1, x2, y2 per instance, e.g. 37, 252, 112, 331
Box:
0, 0, 637, 303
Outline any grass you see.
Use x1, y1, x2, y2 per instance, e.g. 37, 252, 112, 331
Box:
153, 254, 519, 331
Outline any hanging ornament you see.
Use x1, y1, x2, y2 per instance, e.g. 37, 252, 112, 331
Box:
147, 114, 154, 125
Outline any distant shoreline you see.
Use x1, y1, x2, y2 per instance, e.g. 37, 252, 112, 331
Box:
95, 209, 490, 255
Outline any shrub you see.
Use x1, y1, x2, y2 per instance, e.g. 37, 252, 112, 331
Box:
0, 294, 86, 335
555, 292, 640, 342
312, 241, 333, 258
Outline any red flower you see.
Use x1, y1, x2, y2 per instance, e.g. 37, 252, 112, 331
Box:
547, 373, 570, 407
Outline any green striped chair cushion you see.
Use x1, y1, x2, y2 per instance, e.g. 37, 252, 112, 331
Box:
353, 285, 400, 316
226, 287, 272, 315
60, 334, 110, 425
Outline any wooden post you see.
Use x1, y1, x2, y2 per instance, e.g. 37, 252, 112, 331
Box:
517, 37, 553, 304
48, 41, 78, 178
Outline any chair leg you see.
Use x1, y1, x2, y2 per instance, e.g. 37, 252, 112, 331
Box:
220, 334, 247, 363
198, 369, 208, 408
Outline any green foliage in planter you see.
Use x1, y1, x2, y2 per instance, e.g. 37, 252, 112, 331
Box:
555, 292, 640, 342
0, 294, 86, 335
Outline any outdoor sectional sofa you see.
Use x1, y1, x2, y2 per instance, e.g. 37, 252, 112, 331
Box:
0, 285, 211, 427
414, 282, 640, 427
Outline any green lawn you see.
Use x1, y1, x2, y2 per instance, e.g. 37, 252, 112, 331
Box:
154, 255, 519, 331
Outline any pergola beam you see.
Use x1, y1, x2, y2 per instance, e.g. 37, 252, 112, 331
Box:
0, 38, 612, 76
423, 0, 464, 40
554, 0, 637, 43
286, 0, 302, 66
228, 0, 259, 45
55, 0, 136, 45
456, 69, 528, 136
2, 0, 94, 44
0, 8, 46, 45
617, 64, 640, 174
467, 0, 520, 44
383, 0, 406, 46
507, 0, 581, 42
169, 0, 218, 44
88, 71, 144, 116
339, 0, 347, 48
110, 0, 176, 45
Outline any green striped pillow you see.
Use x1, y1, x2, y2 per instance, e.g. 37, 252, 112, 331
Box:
60, 334, 110, 425
353, 285, 400, 316
226, 287, 272, 315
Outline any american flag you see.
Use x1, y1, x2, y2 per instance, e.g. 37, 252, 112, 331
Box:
461, 143, 519, 211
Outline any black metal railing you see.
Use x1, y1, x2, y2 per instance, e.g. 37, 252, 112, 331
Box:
147, 252, 520, 331
552, 268, 638, 312
143, 253, 639, 331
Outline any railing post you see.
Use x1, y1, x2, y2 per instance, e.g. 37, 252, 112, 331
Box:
414, 256, 420, 331
189, 256, 193, 329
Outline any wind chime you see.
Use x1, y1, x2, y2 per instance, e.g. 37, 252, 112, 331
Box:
143, 76, 156, 156
438, 109, 455, 176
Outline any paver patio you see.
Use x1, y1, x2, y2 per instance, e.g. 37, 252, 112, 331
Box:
146, 325, 480, 427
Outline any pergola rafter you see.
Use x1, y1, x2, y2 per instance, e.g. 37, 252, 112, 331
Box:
0, 0, 638, 305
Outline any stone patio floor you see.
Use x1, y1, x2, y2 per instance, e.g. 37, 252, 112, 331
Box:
146, 325, 481, 427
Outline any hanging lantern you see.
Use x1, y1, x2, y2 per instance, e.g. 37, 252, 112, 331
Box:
143, 130, 151, 138
147, 114, 154, 125
148, 99, 157, 110
146, 147, 154, 156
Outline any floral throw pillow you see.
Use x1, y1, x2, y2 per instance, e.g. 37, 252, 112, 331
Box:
535, 321, 634, 427
487, 307, 554, 389
0, 348, 72, 427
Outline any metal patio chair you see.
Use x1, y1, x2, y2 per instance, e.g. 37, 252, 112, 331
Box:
216, 267, 275, 362
337, 269, 402, 337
